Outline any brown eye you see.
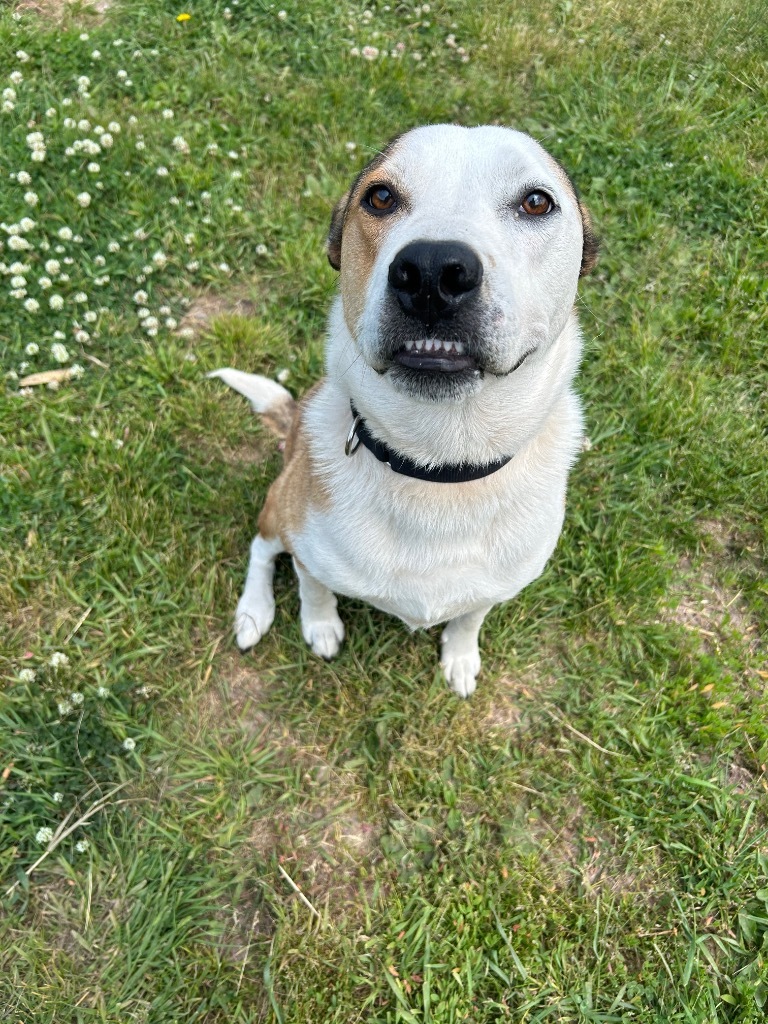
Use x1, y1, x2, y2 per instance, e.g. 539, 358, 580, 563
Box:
364, 185, 397, 212
520, 191, 554, 216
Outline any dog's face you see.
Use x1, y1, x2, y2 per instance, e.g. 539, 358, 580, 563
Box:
328, 125, 597, 402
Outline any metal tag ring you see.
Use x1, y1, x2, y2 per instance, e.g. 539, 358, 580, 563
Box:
344, 414, 362, 457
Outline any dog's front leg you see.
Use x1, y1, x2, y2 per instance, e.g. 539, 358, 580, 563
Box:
293, 558, 345, 660
440, 606, 492, 698
235, 533, 284, 650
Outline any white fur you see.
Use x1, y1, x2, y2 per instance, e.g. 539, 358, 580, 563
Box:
215, 125, 589, 696
207, 367, 291, 414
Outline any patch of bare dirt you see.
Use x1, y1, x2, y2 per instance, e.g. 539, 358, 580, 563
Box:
666, 558, 762, 658
15, 0, 111, 20
177, 292, 258, 340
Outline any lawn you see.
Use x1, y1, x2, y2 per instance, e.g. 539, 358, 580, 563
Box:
1, 0, 767, 1021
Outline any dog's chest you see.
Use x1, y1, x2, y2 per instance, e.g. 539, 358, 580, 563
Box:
291, 473, 564, 628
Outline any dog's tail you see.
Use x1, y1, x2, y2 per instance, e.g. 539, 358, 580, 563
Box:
207, 367, 297, 439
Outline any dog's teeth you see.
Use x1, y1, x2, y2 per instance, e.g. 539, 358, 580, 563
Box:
414, 338, 425, 351
405, 339, 415, 351
425, 339, 435, 352
454, 342, 465, 355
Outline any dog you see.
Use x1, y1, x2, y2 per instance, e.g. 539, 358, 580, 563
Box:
210, 124, 597, 697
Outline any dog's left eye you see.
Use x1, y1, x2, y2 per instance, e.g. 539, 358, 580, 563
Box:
363, 185, 398, 213
520, 191, 554, 216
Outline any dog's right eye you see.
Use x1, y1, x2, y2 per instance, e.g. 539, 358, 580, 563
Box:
363, 185, 398, 213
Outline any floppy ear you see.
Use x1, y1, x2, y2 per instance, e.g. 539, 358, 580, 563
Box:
326, 191, 350, 271
578, 200, 599, 277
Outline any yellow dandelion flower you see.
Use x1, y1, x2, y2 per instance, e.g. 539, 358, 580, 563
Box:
176, 12, 191, 22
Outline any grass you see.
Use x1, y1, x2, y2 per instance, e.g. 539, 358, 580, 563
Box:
1, 0, 767, 1020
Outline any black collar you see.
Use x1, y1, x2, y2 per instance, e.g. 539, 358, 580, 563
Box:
347, 403, 512, 484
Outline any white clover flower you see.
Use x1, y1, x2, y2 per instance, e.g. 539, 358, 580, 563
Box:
362, 45, 379, 59
142, 264, 154, 275
9, 262, 29, 274
84, 310, 98, 322
185, 260, 200, 271
8, 235, 31, 250
2, 100, 15, 113
76, 192, 92, 208
100, 132, 113, 148
136, 307, 150, 320
227, 150, 239, 159
94, 274, 110, 285
51, 342, 69, 362
172, 135, 190, 154
255, 244, 268, 256
16, 170, 32, 185
70, 691, 84, 705
16, 49, 30, 62
97, 686, 109, 698
107, 121, 121, 133
107, 241, 120, 253
19, 362, 29, 373
116, 69, 128, 81
3, 88, 17, 102
49, 294, 64, 311
24, 191, 38, 206
143, 316, 159, 330
50, 651, 70, 669
36, 827, 54, 845
75, 838, 89, 853
58, 273, 70, 283
277, 9, 287, 18
73, 291, 87, 303
83, 140, 101, 155
152, 250, 167, 267
218, 262, 231, 273
25, 342, 39, 355
156, 166, 169, 177
19, 217, 35, 232
179, 326, 195, 338
162, 108, 174, 120
58, 227, 73, 241
23, 298, 40, 313
230, 170, 242, 180
65, 147, 75, 157
38, 277, 52, 289
93, 254, 106, 267
63, 117, 76, 129
10, 71, 24, 85
77, 76, 90, 93
87, 162, 100, 174
158, 304, 171, 315
276, 368, 290, 384
19, 666, 36, 682
164, 317, 177, 329
91, 49, 101, 59
10, 288, 27, 299
53, 791, 63, 803
44, 259, 61, 275
206, 142, 219, 154
31, 149, 46, 162
74, 330, 89, 344
123, 737, 136, 751
53, 330, 66, 340
10, 275, 26, 288
135, 139, 145, 151
70, 362, 85, 376
133, 289, 148, 304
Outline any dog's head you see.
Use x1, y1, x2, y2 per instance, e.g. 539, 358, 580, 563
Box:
327, 125, 597, 402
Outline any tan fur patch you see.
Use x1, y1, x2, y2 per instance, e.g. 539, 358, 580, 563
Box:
258, 384, 331, 549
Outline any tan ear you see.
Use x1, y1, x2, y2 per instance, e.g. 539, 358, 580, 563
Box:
579, 200, 599, 277
326, 190, 350, 271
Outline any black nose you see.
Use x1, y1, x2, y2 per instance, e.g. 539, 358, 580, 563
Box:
387, 240, 483, 326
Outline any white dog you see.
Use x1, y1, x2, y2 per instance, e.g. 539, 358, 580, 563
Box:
210, 124, 597, 696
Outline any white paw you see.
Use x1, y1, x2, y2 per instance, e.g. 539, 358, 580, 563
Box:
234, 593, 275, 650
440, 651, 481, 698
302, 614, 345, 660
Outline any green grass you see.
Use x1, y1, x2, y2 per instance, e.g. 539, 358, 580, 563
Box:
1, 0, 767, 1020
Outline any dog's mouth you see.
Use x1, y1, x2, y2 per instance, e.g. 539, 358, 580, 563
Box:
392, 338, 478, 373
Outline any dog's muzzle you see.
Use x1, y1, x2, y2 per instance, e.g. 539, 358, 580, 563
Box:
386, 240, 483, 373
